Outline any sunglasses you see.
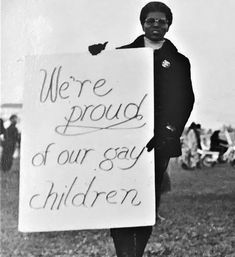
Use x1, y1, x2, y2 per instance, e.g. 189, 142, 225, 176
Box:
144, 18, 168, 26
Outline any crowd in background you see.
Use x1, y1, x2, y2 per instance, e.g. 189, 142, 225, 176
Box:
0, 114, 235, 173
180, 122, 235, 170
0, 115, 235, 174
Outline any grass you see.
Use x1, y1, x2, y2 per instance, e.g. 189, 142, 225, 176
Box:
1, 158, 235, 257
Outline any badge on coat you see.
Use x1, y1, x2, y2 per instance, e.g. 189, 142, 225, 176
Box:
162, 59, 171, 68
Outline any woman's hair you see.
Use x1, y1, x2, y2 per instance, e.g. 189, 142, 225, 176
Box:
140, 2, 173, 26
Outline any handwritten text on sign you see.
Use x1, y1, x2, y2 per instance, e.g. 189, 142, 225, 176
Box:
19, 49, 155, 232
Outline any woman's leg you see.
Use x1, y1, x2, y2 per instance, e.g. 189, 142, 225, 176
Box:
110, 226, 152, 257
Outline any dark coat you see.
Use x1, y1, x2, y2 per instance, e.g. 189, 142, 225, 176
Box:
118, 35, 194, 157
1, 124, 19, 171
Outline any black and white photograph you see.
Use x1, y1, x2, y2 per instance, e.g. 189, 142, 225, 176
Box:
1, 0, 235, 256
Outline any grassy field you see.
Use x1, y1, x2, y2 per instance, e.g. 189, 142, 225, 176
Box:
1, 158, 235, 257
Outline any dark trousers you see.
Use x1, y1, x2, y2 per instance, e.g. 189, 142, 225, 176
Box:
1, 141, 16, 171
110, 151, 170, 257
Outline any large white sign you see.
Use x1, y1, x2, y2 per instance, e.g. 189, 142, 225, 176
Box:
19, 49, 155, 232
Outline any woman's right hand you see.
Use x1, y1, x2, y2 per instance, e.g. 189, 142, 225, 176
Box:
88, 41, 108, 55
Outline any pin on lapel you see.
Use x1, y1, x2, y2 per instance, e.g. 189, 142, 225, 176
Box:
162, 59, 171, 68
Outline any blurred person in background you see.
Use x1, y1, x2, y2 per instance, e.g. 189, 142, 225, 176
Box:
0, 118, 5, 135
1, 114, 20, 171
210, 130, 228, 162
181, 122, 201, 169
0, 118, 6, 156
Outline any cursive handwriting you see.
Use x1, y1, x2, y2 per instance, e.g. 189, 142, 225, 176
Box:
55, 94, 147, 136
29, 176, 141, 210
99, 146, 145, 171
39, 66, 113, 103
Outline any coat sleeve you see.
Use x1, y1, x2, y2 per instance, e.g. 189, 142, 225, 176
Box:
162, 56, 195, 137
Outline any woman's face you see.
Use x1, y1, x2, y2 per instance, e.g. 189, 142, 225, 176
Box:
142, 11, 169, 41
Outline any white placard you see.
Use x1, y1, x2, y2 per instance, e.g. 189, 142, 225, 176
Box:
18, 49, 155, 232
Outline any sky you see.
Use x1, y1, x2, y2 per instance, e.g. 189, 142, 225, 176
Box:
1, 0, 235, 129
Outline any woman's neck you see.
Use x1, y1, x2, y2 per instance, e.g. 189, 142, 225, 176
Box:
144, 36, 165, 50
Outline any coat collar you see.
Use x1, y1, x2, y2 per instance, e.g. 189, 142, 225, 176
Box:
119, 35, 178, 55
